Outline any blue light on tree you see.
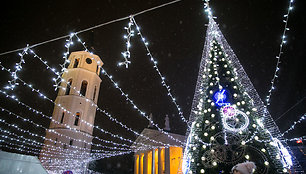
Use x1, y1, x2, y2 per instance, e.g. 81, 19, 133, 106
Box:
213, 89, 230, 106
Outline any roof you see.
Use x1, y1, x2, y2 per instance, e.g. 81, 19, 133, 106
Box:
132, 128, 186, 151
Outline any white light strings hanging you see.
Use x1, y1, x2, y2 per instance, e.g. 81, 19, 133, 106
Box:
73, 33, 185, 146
0, 51, 171, 148
129, 16, 189, 125
280, 113, 305, 137
118, 16, 134, 68
0, 87, 153, 150
265, 0, 294, 106
0, 106, 133, 151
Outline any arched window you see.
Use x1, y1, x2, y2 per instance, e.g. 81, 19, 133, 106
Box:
73, 58, 79, 68
74, 112, 80, 126
93, 86, 97, 101
65, 79, 72, 95
80, 81, 88, 96
96, 65, 99, 74
69, 140, 73, 146
60, 112, 65, 123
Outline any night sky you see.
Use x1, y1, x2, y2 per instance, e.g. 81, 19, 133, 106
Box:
0, 0, 305, 173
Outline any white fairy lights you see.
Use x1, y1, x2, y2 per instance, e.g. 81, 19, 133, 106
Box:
280, 113, 305, 137
266, 0, 294, 106
72, 33, 185, 145
130, 16, 188, 125
118, 16, 134, 68
3, 45, 29, 90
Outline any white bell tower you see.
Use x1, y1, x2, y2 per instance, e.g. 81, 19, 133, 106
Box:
40, 51, 103, 174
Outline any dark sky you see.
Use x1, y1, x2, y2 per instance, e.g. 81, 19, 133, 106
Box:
0, 0, 305, 173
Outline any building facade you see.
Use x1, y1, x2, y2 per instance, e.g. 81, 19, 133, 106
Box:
39, 51, 103, 173
133, 128, 185, 174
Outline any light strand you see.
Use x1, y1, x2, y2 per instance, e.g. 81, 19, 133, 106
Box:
118, 16, 134, 68
280, 113, 305, 137
131, 17, 189, 125
0, 0, 183, 57
73, 33, 184, 146
265, 0, 294, 106
0, 106, 132, 151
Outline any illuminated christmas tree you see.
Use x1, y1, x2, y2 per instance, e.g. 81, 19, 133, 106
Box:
182, 18, 302, 174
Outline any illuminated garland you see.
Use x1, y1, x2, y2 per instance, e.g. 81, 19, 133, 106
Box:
280, 113, 305, 137
118, 16, 134, 68
124, 16, 189, 124
266, 0, 295, 106
0, 88, 153, 150
0, 107, 132, 151
73, 33, 185, 145
0, 48, 173, 148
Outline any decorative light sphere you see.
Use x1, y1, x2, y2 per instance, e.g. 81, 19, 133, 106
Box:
246, 111, 250, 115
226, 71, 230, 74
202, 145, 207, 149
224, 64, 228, 68
231, 78, 234, 81
192, 147, 196, 150
211, 102, 215, 106
241, 141, 246, 145
211, 126, 215, 130
233, 93, 238, 97
252, 108, 257, 111
205, 120, 210, 124
210, 137, 215, 141
254, 136, 259, 140
211, 114, 215, 118
264, 161, 269, 166
204, 132, 208, 136
200, 169, 205, 173
283, 168, 288, 173
252, 124, 256, 128
212, 161, 217, 166
201, 156, 205, 161
261, 148, 266, 153
245, 155, 250, 159
241, 101, 245, 105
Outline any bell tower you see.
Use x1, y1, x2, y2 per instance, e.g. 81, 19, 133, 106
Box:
40, 51, 103, 174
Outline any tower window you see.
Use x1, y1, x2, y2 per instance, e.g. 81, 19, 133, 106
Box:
69, 140, 73, 146
60, 112, 65, 123
80, 81, 88, 97
93, 86, 97, 101
86, 58, 92, 64
84, 143, 86, 148
96, 65, 99, 74
65, 79, 72, 95
74, 112, 80, 126
54, 138, 57, 145
73, 58, 79, 68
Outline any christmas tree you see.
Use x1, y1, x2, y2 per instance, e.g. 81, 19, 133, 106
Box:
182, 18, 301, 174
